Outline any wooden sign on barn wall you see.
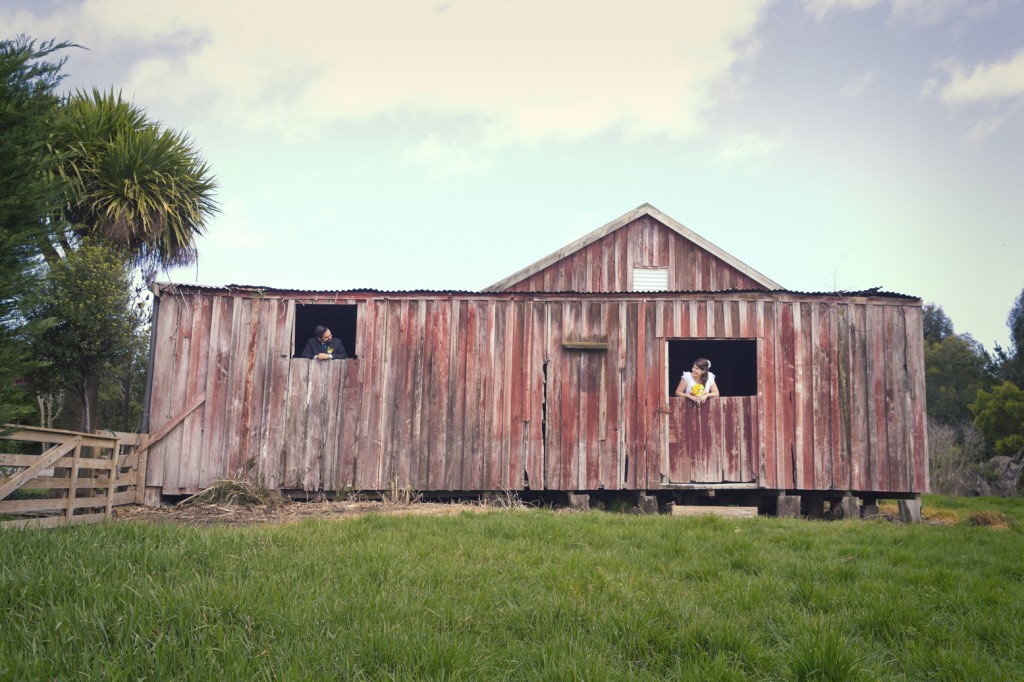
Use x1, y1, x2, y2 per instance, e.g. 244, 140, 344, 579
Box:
143, 205, 927, 504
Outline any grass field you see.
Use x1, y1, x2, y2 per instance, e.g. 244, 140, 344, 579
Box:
2, 494, 1022, 680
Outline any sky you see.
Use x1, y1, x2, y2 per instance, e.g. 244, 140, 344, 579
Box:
5, 0, 1023, 351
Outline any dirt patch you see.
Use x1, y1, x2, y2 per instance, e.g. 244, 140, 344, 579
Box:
113, 499, 495, 527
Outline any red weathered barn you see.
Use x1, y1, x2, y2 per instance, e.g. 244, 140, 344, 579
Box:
143, 204, 928, 514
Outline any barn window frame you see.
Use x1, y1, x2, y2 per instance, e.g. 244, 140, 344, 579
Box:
293, 303, 359, 359
666, 338, 758, 398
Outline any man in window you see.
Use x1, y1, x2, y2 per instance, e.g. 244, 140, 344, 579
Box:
301, 325, 348, 360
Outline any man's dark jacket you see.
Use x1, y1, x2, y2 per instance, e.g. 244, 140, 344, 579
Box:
300, 337, 348, 359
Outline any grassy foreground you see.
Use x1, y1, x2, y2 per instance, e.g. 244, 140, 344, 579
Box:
1, 495, 1022, 681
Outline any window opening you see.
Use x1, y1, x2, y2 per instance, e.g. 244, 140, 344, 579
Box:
667, 339, 757, 397
294, 303, 358, 359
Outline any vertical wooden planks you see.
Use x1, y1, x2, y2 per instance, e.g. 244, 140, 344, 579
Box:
280, 358, 308, 488
658, 302, 673, 481
405, 301, 425, 485
617, 302, 633, 488
197, 295, 235, 490
381, 300, 409, 487
301, 356, 331, 491
424, 300, 450, 489
162, 294, 195, 490
222, 298, 252, 481
505, 300, 524, 489
177, 294, 213, 491
583, 301, 604, 489
443, 300, 466, 490
722, 396, 740, 481
544, 302, 563, 489
489, 300, 511, 490
561, 301, 580, 490
526, 301, 547, 489
904, 305, 929, 492
810, 302, 832, 490
885, 305, 909, 492
614, 302, 629, 488
393, 301, 419, 489
866, 304, 890, 491
255, 300, 282, 488
667, 401, 687, 482
760, 301, 778, 489
834, 303, 854, 492
357, 298, 385, 489
633, 301, 648, 489
643, 300, 661, 489
599, 303, 619, 489
146, 293, 179, 490
779, 302, 796, 490
239, 296, 271, 484
849, 303, 870, 491
796, 303, 816, 490
696, 402, 714, 481
258, 300, 293, 490
462, 301, 485, 485
744, 397, 758, 482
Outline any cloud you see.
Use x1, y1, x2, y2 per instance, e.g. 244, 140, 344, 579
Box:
922, 49, 1024, 141
839, 69, 876, 98
936, 49, 1024, 106
2, 0, 773, 145
801, 0, 994, 24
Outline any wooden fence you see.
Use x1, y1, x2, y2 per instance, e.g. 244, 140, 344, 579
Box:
0, 426, 148, 530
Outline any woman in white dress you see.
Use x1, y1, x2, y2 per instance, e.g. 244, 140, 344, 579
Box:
674, 358, 719, 405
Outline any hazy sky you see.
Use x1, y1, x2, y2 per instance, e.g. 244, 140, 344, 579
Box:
5, 0, 1023, 350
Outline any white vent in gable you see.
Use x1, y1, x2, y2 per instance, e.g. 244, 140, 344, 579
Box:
632, 267, 669, 292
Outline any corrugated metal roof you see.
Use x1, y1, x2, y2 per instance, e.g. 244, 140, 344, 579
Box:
155, 281, 919, 301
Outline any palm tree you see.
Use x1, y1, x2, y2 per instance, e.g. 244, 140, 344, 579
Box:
49, 88, 218, 277
41, 88, 218, 431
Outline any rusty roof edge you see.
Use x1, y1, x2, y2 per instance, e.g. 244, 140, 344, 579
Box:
154, 281, 920, 301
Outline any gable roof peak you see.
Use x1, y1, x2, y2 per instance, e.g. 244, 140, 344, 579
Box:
484, 203, 782, 292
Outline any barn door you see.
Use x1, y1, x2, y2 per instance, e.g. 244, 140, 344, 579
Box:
668, 397, 758, 483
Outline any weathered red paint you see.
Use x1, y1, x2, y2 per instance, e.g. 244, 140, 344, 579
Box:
145, 209, 928, 499
146, 288, 928, 497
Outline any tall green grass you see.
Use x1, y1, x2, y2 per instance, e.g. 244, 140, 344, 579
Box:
2, 496, 1022, 680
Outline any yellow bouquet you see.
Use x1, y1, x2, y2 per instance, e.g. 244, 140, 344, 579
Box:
692, 383, 705, 397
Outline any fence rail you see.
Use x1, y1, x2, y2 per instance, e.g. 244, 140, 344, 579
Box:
0, 426, 147, 530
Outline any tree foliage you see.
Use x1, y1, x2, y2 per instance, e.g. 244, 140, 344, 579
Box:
922, 303, 954, 345
23, 241, 144, 432
970, 381, 1024, 457
98, 321, 149, 431
924, 333, 991, 425
994, 288, 1024, 390
0, 36, 70, 427
50, 88, 219, 276
2, 35, 217, 435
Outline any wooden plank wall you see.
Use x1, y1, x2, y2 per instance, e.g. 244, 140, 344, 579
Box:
502, 215, 767, 293
147, 291, 928, 496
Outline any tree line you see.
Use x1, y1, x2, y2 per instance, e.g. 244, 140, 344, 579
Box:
924, 293, 1024, 494
1, 36, 217, 434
